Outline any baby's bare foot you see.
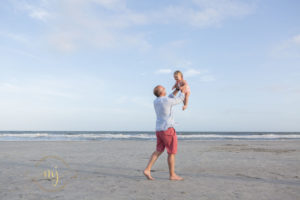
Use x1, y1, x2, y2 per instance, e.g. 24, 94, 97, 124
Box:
143, 170, 154, 180
169, 174, 184, 181
182, 105, 187, 110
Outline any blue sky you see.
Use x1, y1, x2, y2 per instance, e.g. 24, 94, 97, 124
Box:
0, 0, 300, 131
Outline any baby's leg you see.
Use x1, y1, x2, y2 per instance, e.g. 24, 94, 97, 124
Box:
183, 92, 190, 110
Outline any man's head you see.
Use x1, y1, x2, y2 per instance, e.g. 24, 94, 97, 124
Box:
153, 85, 166, 97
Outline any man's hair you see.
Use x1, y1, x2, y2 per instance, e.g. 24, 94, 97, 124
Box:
174, 70, 183, 78
153, 85, 162, 97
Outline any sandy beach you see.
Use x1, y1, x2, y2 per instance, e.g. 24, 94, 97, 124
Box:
1, 140, 300, 200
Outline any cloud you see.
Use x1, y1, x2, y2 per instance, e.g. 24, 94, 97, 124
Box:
157, 40, 192, 69
0, 30, 41, 59
88, 0, 127, 11
0, 31, 29, 44
154, 67, 215, 82
184, 68, 215, 82
9, 0, 150, 52
271, 34, 300, 58
153, 0, 254, 28
155, 69, 172, 74
27, 7, 49, 21
0, 75, 107, 100
49, 31, 79, 52
0, 81, 74, 98
8, 0, 255, 52
154, 67, 215, 81
184, 69, 202, 77
292, 34, 300, 45
13, 0, 51, 21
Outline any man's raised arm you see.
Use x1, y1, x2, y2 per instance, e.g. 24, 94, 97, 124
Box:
168, 91, 185, 105
168, 87, 180, 98
172, 88, 179, 96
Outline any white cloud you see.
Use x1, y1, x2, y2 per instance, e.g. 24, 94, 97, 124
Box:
8, 0, 255, 52
292, 34, 300, 45
9, 0, 150, 52
0, 31, 28, 43
0, 81, 74, 98
89, 0, 126, 10
153, 0, 254, 28
271, 34, 300, 58
0, 31, 41, 59
49, 31, 79, 52
28, 8, 49, 21
0, 76, 107, 100
14, 1, 51, 21
183, 68, 215, 82
184, 69, 202, 77
154, 66, 215, 81
155, 69, 172, 74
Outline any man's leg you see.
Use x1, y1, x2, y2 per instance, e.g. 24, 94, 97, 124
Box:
144, 150, 163, 180
168, 153, 183, 180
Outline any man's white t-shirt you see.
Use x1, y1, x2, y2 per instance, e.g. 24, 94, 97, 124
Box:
153, 92, 185, 131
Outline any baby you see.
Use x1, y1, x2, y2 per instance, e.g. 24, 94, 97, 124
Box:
172, 70, 190, 110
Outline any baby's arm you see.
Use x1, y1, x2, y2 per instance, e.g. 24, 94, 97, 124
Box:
172, 83, 177, 90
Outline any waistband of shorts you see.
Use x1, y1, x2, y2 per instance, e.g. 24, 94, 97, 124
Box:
156, 127, 174, 133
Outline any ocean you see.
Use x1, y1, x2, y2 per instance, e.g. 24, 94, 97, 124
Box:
0, 131, 300, 141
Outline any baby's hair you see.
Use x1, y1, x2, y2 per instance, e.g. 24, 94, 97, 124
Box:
174, 70, 183, 78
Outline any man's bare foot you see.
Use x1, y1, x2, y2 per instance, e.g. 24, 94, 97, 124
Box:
169, 174, 184, 181
143, 170, 154, 180
182, 105, 187, 110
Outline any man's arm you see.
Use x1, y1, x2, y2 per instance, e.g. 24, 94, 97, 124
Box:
168, 88, 180, 98
172, 88, 180, 96
168, 92, 185, 105
172, 83, 177, 90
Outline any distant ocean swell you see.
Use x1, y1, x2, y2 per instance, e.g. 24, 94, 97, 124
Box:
1, 131, 300, 141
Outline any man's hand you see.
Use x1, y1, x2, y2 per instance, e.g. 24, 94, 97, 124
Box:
172, 83, 177, 90
172, 87, 180, 96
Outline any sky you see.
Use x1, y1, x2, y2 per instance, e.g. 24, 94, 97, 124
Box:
0, 0, 300, 132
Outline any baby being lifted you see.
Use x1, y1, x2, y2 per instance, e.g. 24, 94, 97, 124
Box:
172, 70, 191, 111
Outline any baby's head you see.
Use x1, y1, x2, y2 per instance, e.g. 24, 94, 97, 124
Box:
174, 70, 183, 81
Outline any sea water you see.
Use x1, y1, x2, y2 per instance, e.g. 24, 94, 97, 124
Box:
1, 131, 300, 141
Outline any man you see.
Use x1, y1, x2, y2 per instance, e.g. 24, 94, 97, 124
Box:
143, 85, 185, 181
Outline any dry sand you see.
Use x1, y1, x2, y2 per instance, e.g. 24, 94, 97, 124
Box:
1, 140, 300, 200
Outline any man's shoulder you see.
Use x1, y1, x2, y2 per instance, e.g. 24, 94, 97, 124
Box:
153, 97, 161, 104
154, 96, 169, 103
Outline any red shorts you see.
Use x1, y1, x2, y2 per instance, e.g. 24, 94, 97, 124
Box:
156, 127, 178, 154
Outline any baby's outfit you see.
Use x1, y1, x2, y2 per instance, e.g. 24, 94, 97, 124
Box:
176, 80, 190, 94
